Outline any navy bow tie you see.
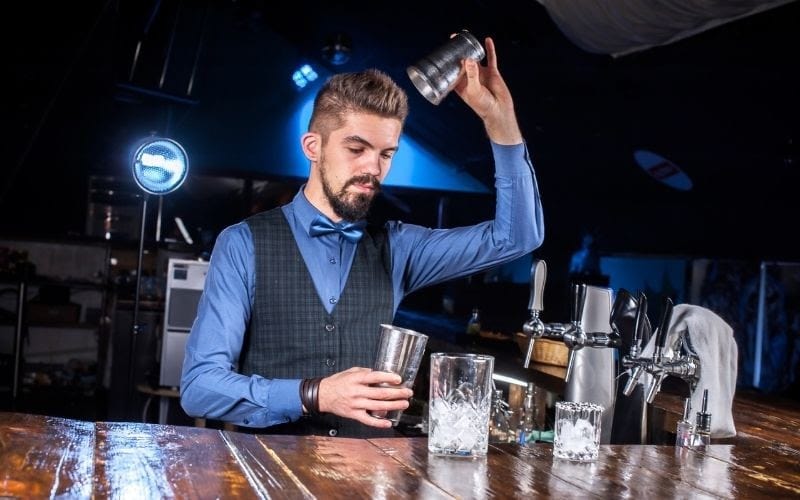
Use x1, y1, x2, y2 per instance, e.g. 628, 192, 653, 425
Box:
309, 215, 366, 243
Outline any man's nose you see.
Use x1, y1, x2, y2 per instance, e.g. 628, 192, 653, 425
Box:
362, 154, 383, 176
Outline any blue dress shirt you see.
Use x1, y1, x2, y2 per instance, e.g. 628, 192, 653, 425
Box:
181, 142, 544, 427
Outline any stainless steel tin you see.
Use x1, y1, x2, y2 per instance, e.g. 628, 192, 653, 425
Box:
407, 30, 485, 105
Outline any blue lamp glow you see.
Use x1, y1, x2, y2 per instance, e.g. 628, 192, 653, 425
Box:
292, 64, 318, 90
131, 137, 189, 195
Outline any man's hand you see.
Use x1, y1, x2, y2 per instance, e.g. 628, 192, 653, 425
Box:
317, 367, 414, 428
453, 37, 523, 146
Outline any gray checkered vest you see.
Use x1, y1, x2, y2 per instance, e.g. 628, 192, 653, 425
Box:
240, 208, 396, 437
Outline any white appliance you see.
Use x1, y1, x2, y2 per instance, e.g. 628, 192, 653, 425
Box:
159, 258, 208, 388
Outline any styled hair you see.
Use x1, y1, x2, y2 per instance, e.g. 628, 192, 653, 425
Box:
308, 69, 409, 140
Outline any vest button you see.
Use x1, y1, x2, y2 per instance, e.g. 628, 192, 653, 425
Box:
328, 429, 338, 437
324, 324, 335, 332
326, 358, 336, 367
329, 297, 337, 304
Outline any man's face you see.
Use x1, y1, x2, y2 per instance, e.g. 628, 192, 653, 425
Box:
316, 113, 402, 221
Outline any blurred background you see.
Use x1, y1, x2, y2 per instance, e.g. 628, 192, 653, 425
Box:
2, 0, 798, 423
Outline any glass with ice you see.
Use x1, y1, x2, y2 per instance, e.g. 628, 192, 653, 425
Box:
427, 352, 494, 457
553, 401, 604, 462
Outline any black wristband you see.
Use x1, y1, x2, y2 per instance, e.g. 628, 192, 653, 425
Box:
300, 377, 323, 415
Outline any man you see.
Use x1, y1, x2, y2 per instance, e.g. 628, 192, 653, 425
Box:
180, 37, 544, 437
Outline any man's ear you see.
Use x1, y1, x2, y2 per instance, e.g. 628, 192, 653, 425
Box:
301, 132, 320, 161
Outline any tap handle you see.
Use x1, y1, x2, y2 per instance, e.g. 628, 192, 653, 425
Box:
570, 282, 587, 325
632, 292, 648, 349
655, 297, 674, 351
527, 259, 547, 313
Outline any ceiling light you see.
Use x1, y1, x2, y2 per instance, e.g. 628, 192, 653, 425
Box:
292, 64, 318, 89
322, 33, 351, 65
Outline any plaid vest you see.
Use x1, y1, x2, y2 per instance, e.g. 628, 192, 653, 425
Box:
241, 208, 396, 437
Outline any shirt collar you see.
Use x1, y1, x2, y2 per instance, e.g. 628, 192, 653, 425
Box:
286, 185, 319, 236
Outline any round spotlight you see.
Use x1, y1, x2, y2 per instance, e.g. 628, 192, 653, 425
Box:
131, 137, 189, 195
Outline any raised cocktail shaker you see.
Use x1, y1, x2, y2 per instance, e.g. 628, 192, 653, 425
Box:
406, 30, 485, 105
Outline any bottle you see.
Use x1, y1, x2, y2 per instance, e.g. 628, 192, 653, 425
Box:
517, 382, 537, 445
675, 397, 693, 448
489, 389, 512, 444
466, 308, 482, 337
690, 389, 712, 450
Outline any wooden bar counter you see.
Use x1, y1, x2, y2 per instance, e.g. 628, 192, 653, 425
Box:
2, 411, 799, 498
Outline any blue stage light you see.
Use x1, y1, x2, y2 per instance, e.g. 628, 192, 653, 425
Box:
131, 137, 189, 195
292, 64, 318, 90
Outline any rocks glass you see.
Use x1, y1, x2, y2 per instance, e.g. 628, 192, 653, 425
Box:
427, 353, 494, 457
553, 401, 604, 462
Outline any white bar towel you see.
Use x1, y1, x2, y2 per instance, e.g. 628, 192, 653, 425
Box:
640, 304, 738, 438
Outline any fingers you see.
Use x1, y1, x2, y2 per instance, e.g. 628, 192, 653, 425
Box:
361, 415, 395, 428
455, 36, 500, 107
337, 386, 412, 428
484, 37, 497, 71
357, 398, 411, 428
464, 57, 480, 82
459, 58, 482, 100
362, 369, 403, 387
367, 382, 413, 401
317, 368, 413, 421
338, 366, 403, 386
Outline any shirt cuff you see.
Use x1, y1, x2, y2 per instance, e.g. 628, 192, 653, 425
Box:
267, 378, 305, 422
491, 141, 531, 177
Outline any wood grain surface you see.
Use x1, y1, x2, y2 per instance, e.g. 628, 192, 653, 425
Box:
2, 410, 799, 498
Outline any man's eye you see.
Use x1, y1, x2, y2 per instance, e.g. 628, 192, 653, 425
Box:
348, 148, 363, 154
381, 152, 394, 160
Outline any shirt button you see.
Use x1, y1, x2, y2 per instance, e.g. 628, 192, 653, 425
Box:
329, 297, 337, 304
324, 324, 335, 332
328, 429, 338, 437
326, 358, 336, 367
329, 258, 336, 264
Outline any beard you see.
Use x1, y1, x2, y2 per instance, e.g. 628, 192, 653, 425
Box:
320, 158, 381, 221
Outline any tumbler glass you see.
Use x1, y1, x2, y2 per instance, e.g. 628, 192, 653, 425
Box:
427, 352, 494, 457
553, 401, 604, 462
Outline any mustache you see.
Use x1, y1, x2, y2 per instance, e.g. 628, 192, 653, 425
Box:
343, 174, 381, 192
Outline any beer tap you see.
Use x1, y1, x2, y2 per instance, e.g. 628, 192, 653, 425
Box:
521, 260, 621, 379
645, 298, 674, 403
621, 296, 701, 403
621, 291, 649, 395
521, 260, 568, 368
561, 282, 587, 382
560, 282, 623, 381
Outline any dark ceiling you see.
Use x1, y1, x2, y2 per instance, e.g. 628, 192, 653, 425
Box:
4, 0, 799, 266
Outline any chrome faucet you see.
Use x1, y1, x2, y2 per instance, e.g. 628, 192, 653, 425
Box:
521, 259, 568, 368
561, 282, 622, 381
521, 260, 621, 381
620, 296, 701, 403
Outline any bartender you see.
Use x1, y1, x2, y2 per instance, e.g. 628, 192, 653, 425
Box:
180, 36, 544, 437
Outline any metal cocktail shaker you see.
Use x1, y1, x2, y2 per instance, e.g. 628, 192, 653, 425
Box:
406, 30, 485, 105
